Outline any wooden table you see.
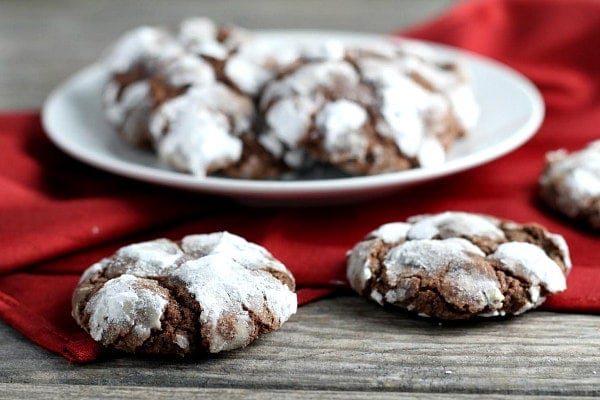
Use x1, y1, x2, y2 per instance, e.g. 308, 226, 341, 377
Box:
1, 1, 599, 398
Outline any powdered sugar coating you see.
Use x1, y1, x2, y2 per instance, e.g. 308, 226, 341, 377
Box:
158, 53, 216, 87
407, 211, 505, 241
172, 253, 296, 352
178, 17, 248, 60
358, 57, 450, 164
315, 100, 369, 159
72, 232, 297, 355
103, 26, 181, 74
489, 242, 567, 294
367, 222, 411, 244
149, 85, 253, 175
258, 41, 475, 174
540, 140, 600, 228
84, 274, 168, 345
346, 211, 570, 320
106, 239, 185, 277
101, 18, 479, 179
101, 26, 185, 145
224, 41, 299, 95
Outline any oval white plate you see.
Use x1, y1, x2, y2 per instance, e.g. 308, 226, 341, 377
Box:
42, 31, 544, 203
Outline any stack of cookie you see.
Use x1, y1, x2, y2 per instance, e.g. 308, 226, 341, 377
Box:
102, 17, 479, 179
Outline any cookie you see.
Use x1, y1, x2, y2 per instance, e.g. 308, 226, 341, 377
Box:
346, 212, 570, 320
72, 232, 297, 355
101, 18, 479, 179
257, 41, 478, 175
102, 25, 183, 146
539, 140, 600, 229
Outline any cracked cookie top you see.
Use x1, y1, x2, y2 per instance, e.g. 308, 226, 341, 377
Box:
539, 140, 600, 229
72, 232, 297, 355
257, 43, 475, 175
101, 17, 480, 179
346, 211, 570, 320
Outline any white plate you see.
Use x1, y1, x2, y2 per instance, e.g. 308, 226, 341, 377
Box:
42, 31, 544, 203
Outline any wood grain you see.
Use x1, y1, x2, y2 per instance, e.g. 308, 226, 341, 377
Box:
1, 296, 599, 397
0, 384, 596, 400
1, 1, 599, 398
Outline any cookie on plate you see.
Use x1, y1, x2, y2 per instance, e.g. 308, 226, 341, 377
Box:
257, 42, 478, 175
102, 25, 183, 146
539, 140, 600, 230
346, 211, 570, 320
72, 232, 297, 355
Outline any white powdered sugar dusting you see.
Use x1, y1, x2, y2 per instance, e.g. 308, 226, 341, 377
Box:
384, 238, 485, 281
261, 60, 359, 108
542, 141, 600, 216
346, 211, 570, 319
417, 136, 446, 168
159, 53, 216, 87
225, 53, 273, 95
76, 231, 297, 353
367, 222, 411, 244
346, 239, 377, 292
107, 239, 184, 277
174, 334, 190, 349
104, 80, 151, 128
447, 83, 480, 131
85, 274, 168, 344
178, 17, 239, 60
546, 232, 572, 271
182, 231, 288, 273
149, 87, 248, 175
315, 100, 368, 158
407, 212, 505, 240
264, 97, 316, 149
103, 26, 181, 74
78, 260, 105, 284
489, 242, 567, 293
383, 239, 502, 311
224, 41, 297, 95
172, 253, 296, 353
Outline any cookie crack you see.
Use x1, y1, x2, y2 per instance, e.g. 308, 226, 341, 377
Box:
134, 276, 204, 355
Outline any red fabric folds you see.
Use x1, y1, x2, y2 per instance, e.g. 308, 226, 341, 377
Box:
0, 0, 599, 362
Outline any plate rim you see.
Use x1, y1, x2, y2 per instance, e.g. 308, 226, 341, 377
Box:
42, 30, 545, 199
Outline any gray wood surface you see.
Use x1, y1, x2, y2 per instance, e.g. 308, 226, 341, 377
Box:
1, 296, 599, 398
1, 0, 599, 398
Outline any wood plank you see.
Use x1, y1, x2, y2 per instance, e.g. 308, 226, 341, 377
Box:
0, 383, 595, 400
1, 296, 599, 396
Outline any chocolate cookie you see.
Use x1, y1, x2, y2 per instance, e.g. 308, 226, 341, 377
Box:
101, 18, 480, 179
346, 212, 571, 320
539, 140, 600, 229
257, 42, 478, 175
102, 25, 183, 146
72, 232, 297, 355
102, 18, 291, 178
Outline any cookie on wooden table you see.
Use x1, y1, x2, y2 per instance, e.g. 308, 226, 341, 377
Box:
72, 232, 297, 355
346, 212, 571, 320
539, 140, 600, 230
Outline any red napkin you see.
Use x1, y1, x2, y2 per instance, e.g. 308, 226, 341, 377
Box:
1, 0, 599, 363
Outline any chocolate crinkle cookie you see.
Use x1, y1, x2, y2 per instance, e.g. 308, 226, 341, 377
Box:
258, 40, 478, 174
72, 232, 297, 355
346, 212, 571, 320
101, 17, 479, 179
539, 140, 600, 230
